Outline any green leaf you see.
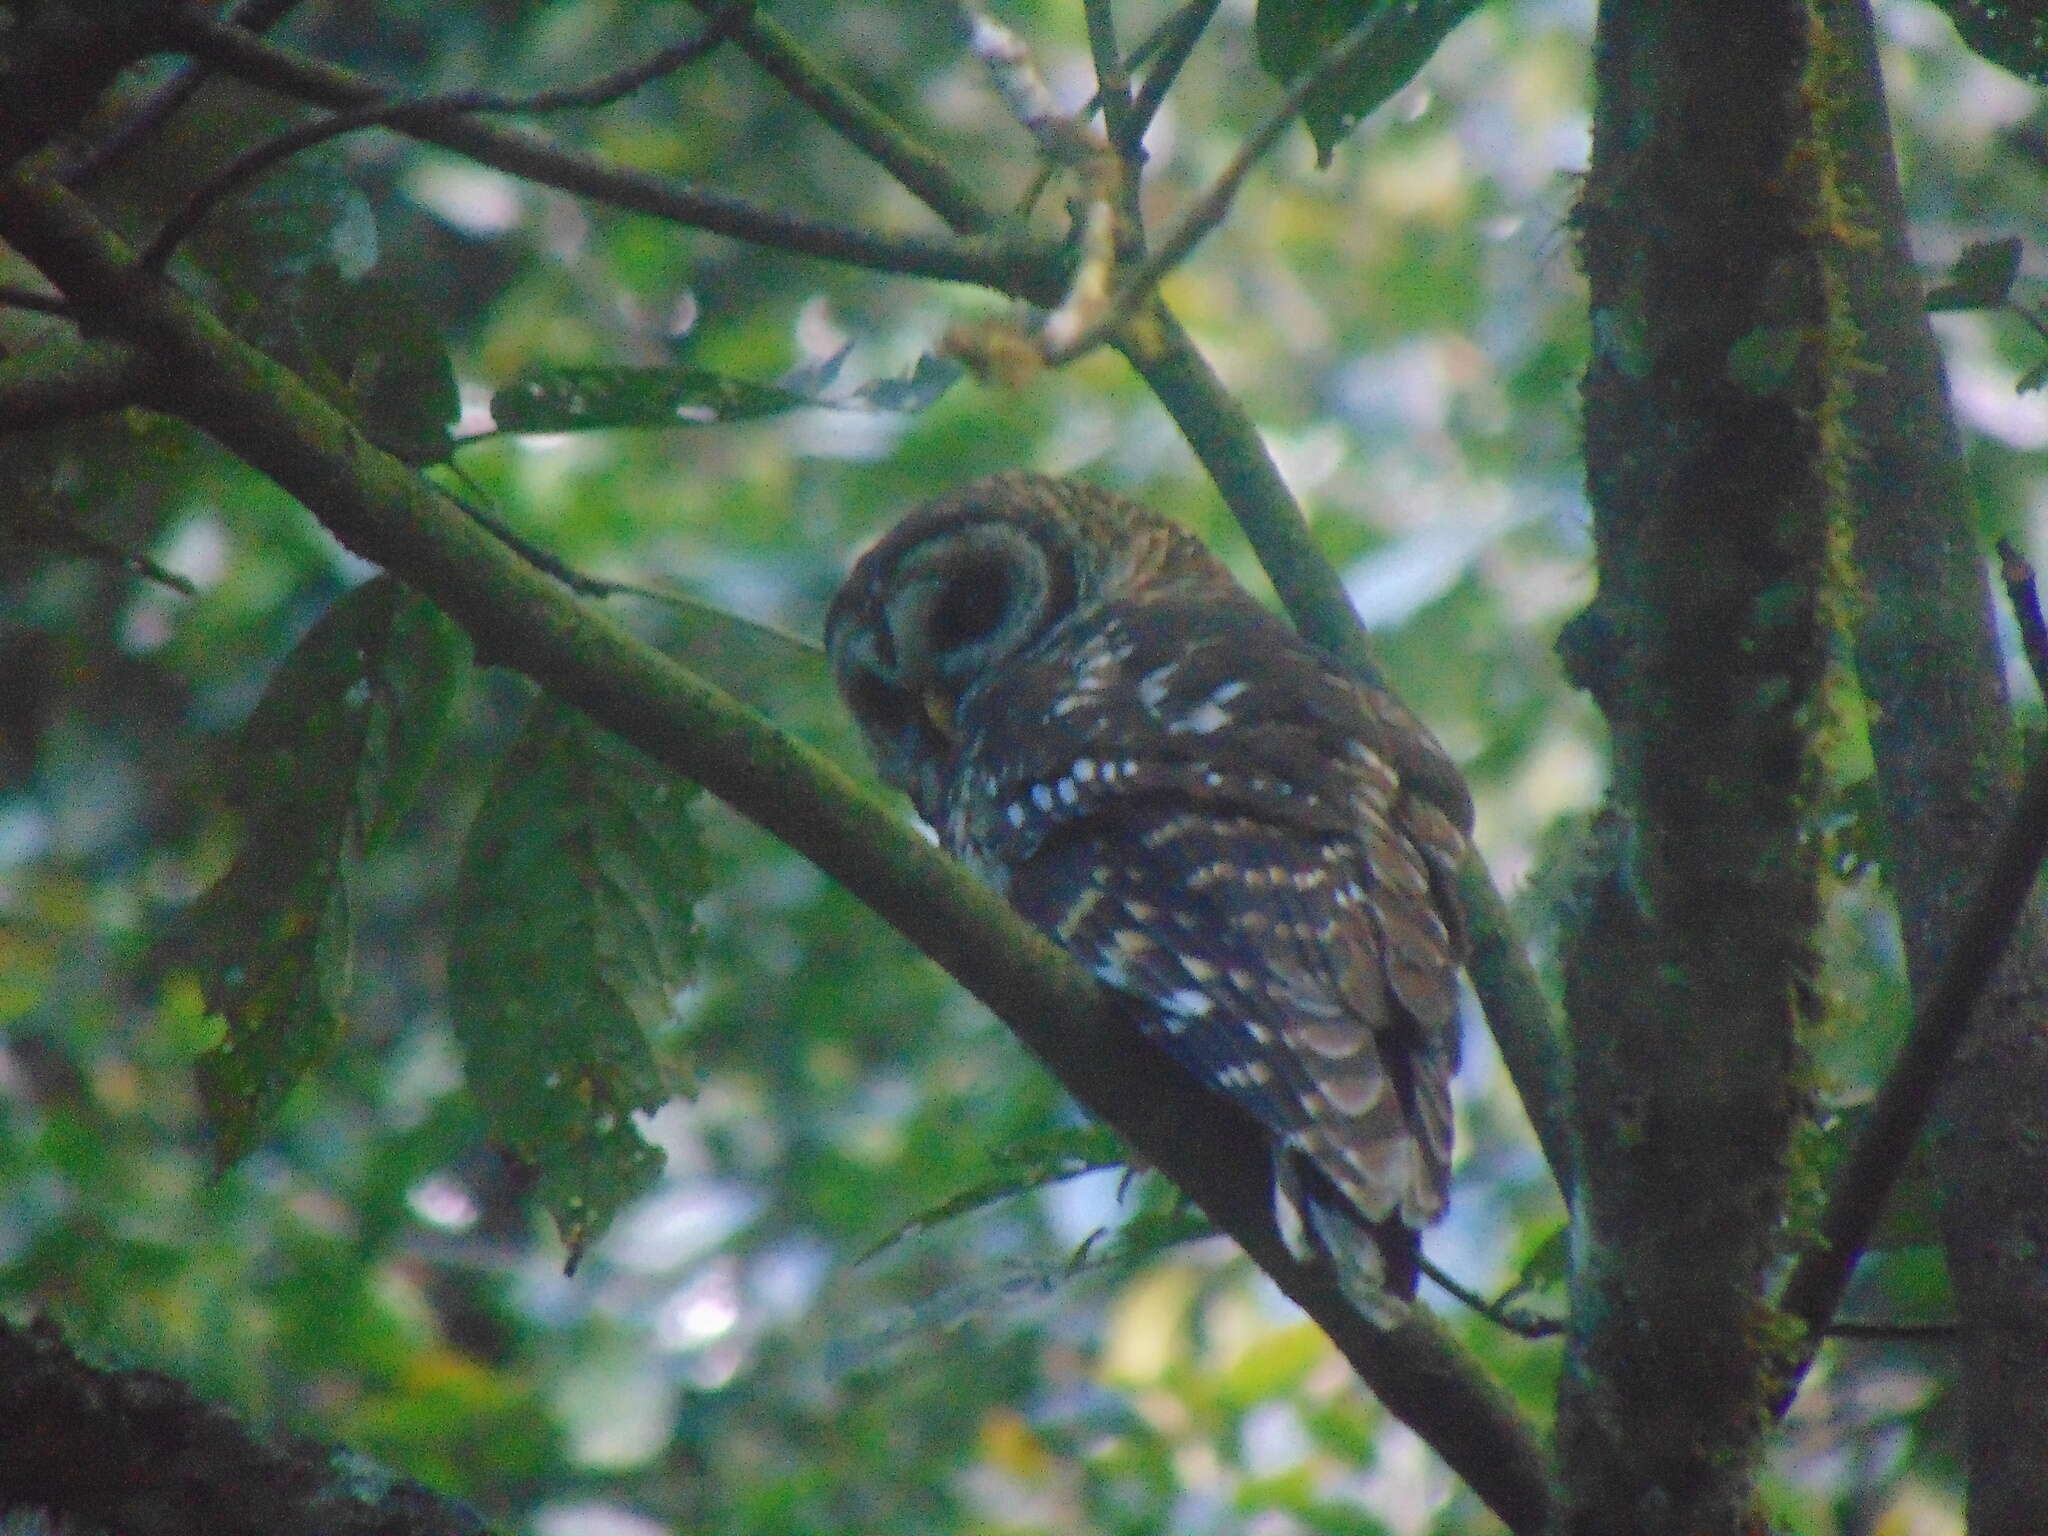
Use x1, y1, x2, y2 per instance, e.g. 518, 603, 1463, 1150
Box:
357, 592, 472, 852
301, 273, 462, 465
192, 579, 469, 1161
2017, 356, 2048, 395
1922, 1, 2048, 83
1254, 0, 1483, 165
448, 696, 705, 1266
194, 593, 382, 1163
488, 355, 962, 434
1925, 235, 2023, 311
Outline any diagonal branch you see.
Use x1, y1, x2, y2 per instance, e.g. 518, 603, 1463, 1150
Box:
0, 164, 1554, 1536
1044, 3, 1400, 365
138, 3, 750, 271
0, 1312, 493, 1536
161, 5, 1061, 300
1772, 708, 2048, 1397
62, 0, 310, 188
1082, 0, 1137, 157
1128, 0, 1220, 144
684, 0, 996, 235
0, 336, 149, 430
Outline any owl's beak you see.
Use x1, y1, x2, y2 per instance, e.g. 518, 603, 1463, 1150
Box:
920, 687, 958, 743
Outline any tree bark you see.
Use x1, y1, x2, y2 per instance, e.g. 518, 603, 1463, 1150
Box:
1819, 3, 2048, 1528
1558, 3, 1835, 1531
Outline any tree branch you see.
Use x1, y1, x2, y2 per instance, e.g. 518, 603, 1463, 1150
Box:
0, 164, 1554, 1536
61, 0, 311, 188
1774, 735, 2048, 1375
160, 5, 1061, 299
1128, 0, 1220, 145
685, 0, 997, 234
1082, 0, 1137, 158
1795, 8, 2048, 1519
138, 3, 749, 271
1995, 538, 2048, 700
1044, 3, 1401, 366
0, 1312, 493, 1536
0, 336, 148, 430
1560, 4, 1835, 1530
1122, 303, 1577, 1201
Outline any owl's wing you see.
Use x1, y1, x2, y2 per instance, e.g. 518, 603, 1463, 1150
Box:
1005, 804, 1458, 1235
953, 592, 1467, 1241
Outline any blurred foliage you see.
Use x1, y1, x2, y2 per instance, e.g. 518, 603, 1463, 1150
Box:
3, 1, 2046, 1533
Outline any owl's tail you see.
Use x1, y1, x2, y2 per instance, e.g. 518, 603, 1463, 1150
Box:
1275, 1147, 1421, 1329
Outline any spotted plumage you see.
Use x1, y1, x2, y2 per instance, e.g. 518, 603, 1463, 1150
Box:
826, 473, 1471, 1314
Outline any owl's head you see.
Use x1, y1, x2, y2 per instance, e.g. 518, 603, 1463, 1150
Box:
825, 473, 1229, 802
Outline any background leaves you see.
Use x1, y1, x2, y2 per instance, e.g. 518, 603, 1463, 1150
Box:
4, 0, 2044, 1531
448, 696, 704, 1266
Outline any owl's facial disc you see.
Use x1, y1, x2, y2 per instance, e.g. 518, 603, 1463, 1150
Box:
883, 524, 1052, 721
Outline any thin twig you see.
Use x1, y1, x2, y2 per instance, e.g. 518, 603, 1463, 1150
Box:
62, 0, 309, 188
1082, 0, 1136, 156
1997, 537, 2048, 700
0, 283, 71, 315
139, 4, 749, 272
1773, 733, 2048, 1406
685, 0, 994, 235
1128, 0, 1219, 144
1044, 3, 1397, 364
1005, 0, 1212, 224
161, 6, 1063, 299
6, 516, 199, 595
1417, 1256, 1562, 1339
1823, 1320, 1958, 1343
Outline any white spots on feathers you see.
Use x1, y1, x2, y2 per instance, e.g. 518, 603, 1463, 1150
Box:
1138, 662, 1180, 711
1167, 700, 1232, 735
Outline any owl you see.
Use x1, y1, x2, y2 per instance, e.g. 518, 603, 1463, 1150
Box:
825, 473, 1471, 1315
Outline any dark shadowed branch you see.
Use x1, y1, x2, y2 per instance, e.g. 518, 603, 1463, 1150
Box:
1811, 2, 2048, 1522
1996, 538, 2048, 700
0, 336, 148, 429
62, 0, 310, 187
1773, 591, 2048, 1391
0, 1312, 493, 1536
138, 3, 750, 270
161, 4, 1061, 298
